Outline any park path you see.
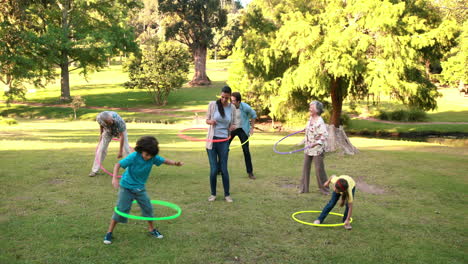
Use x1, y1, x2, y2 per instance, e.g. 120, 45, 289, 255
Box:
4, 100, 468, 124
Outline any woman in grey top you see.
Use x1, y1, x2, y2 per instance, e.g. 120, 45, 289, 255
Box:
205, 86, 237, 202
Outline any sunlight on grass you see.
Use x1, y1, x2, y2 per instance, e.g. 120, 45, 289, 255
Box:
1, 120, 467, 264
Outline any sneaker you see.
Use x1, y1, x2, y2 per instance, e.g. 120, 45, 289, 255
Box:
89, 172, 97, 177
149, 229, 164, 239
208, 195, 216, 202
248, 173, 256, 180
344, 224, 352, 230
225, 196, 233, 203
313, 220, 321, 225
103, 232, 112, 244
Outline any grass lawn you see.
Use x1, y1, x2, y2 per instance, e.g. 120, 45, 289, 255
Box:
342, 88, 468, 123
346, 119, 468, 134
0, 121, 466, 264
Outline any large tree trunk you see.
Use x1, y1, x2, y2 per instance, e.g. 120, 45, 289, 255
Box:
189, 45, 211, 86
59, 0, 71, 101
425, 59, 431, 77
330, 77, 343, 128
326, 125, 358, 155
60, 53, 71, 101
327, 77, 358, 155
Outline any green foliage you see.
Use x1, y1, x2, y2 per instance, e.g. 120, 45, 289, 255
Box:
209, 10, 243, 60
159, 0, 228, 50
124, 41, 191, 105
441, 21, 468, 86
378, 109, 428, 122
2, 0, 143, 100
159, 0, 230, 84
0, 0, 55, 103
229, 0, 456, 125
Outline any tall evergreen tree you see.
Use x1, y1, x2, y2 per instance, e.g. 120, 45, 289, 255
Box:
229, 0, 456, 154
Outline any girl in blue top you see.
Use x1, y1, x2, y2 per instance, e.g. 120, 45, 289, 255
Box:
103, 136, 183, 245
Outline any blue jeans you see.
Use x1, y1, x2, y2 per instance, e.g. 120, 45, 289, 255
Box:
317, 187, 356, 223
207, 137, 230, 196
112, 187, 154, 223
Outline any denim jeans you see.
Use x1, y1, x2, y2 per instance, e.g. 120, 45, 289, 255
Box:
229, 128, 253, 173
317, 187, 356, 223
112, 187, 153, 223
207, 137, 230, 196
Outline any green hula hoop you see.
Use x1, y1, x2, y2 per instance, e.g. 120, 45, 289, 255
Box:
229, 134, 253, 149
291, 210, 353, 227
114, 200, 182, 221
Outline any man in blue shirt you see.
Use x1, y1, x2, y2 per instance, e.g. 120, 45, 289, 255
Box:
230, 92, 257, 179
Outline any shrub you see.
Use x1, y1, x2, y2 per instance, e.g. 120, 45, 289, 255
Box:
124, 41, 191, 105
377, 109, 427, 122
0, 117, 18, 125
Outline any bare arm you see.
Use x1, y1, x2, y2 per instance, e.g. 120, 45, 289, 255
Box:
118, 132, 124, 158
163, 159, 184, 166
112, 163, 121, 189
344, 203, 353, 224
250, 119, 256, 135
324, 175, 335, 188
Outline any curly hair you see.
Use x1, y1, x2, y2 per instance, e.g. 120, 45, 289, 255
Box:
134, 136, 159, 156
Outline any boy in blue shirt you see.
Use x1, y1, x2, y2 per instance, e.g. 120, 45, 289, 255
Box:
104, 136, 183, 244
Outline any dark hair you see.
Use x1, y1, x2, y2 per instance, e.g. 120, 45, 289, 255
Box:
216, 86, 232, 118
232, 92, 241, 102
335, 179, 349, 207
134, 136, 159, 156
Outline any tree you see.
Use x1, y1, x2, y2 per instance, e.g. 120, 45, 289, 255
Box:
129, 0, 162, 44
210, 11, 243, 60
124, 41, 191, 105
0, 0, 55, 103
159, 0, 229, 86
24, 0, 142, 101
70, 95, 86, 120
229, 0, 455, 154
434, 0, 467, 88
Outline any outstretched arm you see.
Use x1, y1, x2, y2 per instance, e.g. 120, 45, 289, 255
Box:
164, 159, 184, 166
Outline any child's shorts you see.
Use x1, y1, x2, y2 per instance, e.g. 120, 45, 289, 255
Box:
112, 187, 154, 223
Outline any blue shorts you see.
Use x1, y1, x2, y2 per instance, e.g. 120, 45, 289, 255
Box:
112, 187, 154, 223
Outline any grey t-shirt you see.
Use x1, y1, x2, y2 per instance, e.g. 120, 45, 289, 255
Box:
213, 105, 232, 138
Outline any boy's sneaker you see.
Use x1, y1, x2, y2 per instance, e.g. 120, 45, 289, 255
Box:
103, 232, 113, 244
149, 229, 164, 239
208, 195, 216, 202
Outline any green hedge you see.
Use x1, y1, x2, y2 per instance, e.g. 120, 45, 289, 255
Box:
378, 109, 427, 122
